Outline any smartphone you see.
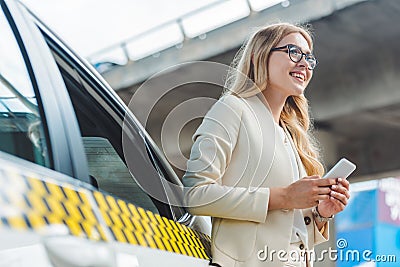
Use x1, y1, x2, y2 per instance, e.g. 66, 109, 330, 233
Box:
323, 158, 356, 179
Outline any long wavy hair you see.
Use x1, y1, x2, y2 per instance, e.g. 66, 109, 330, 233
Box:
222, 22, 324, 176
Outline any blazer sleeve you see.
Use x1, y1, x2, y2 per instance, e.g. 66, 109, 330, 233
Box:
182, 95, 270, 223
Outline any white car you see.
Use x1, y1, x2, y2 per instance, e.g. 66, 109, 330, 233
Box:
0, 0, 211, 266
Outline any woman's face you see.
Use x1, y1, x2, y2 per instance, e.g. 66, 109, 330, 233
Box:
267, 32, 313, 98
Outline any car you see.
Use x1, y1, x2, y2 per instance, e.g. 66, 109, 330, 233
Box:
0, 0, 211, 266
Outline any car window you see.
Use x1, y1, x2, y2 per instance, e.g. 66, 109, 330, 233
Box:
0, 7, 50, 167
83, 136, 159, 214
54, 61, 161, 215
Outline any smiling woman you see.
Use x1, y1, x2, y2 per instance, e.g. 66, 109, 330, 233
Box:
182, 22, 351, 267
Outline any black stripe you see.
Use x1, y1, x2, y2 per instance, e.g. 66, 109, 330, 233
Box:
42, 181, 51, 194
23, 194, 32, 208
60, 202, 70, 216
77, 205, 86, 220
109, 227, 118, 240
76, 191, 85, 203
125, 228, 139, 244
1, 217, 8, 226
23, 176, 31, 190
22, 214, 31, 228
59, 187, 68, 199
42, 198, 51, 212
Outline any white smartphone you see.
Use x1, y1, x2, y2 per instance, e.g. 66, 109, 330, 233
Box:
323, 158, 356, 179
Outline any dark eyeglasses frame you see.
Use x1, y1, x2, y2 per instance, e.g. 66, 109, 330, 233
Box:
271, 44, 317, 70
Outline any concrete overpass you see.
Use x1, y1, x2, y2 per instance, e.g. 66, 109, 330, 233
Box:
95, 0, 400, 182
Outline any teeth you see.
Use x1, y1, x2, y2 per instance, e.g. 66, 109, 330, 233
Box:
290, 72, 305, 81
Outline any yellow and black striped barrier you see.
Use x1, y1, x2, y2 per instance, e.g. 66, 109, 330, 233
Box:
0, 168, 211, 260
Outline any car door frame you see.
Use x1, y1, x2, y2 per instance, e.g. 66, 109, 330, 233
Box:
2, 0, 90, 183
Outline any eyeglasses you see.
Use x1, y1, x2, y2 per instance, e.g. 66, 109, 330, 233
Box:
271, 44, 317, 70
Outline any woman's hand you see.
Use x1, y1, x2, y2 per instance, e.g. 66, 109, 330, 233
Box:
269, 176, 336, 210
317, 178, 350, 218
284, 176, 337, 209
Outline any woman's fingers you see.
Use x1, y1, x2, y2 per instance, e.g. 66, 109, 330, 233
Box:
330, 190, 348, 206
331, 184, 350, 199
338, 178, 350, 190
317, 186, 331, 195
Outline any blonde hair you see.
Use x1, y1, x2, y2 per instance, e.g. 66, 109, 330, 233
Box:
222, 22, 324, 176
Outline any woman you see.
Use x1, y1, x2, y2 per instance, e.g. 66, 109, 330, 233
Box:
182, 23, 350, 266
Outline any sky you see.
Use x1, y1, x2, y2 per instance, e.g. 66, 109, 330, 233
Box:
21, 0, 282, 62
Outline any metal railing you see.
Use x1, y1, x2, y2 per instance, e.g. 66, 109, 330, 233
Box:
87, 0, 285, 65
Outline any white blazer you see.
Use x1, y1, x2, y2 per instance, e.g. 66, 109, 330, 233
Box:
182, 94, 328, 267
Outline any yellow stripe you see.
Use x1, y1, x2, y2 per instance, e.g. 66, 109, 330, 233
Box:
26, 192, 47, 214
154, 214, 164, 224
184, 242, 194, 257
153, 235, 166, 251
169, 221, 180, 232
132, 219, 144, 233
189, 244, 200, 258
162, 217, 173, 229
169, 237, 181, 254
95, 227, 107, 241
8, 216, 27, 229
27, 213, 46, 228
63, 187, 80, 204
46, 198, 66, 218
189, 234, 202, 249
106, 195, 120, 214
64, 202, 83, 221
28, 178, 46, 195
135, 231, 148, 247
173, 229, 184, 244
65, 218, 83, 237
120, 214, 134, 231
144, 232, 157, 249
117, 199, 131, 215
175, 222, 187, 235
79, 205, 96, 223
161, 237, 174, 252
138, 207, 149, 222
146, 210, 158, 224
199, 248, 208, 259
100, 209, 112, 226
128, 203, 140, 219
109, 212, 123, 229
112, 227, 127, 243
94, 192, 108, 211
179, 232, 191, 248
158, 224, 170, 240
166, 227, 177, 242
47, 183, 65, 200
81, 221, 99, 240
142, 221, 153, 235
124, 229, 138, 245
149, 222, 162, 237
46, 214, 62, 224
177, 242, 188, 255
